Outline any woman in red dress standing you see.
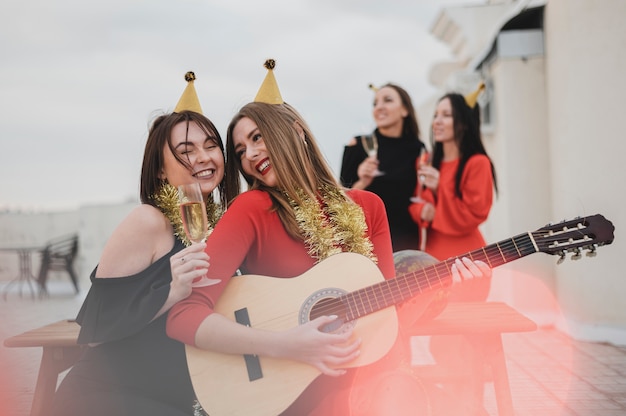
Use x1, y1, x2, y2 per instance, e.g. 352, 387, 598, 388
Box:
409, 83, 499, 415
410, 83, 497, 302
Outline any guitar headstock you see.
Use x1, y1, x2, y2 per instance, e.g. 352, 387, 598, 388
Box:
533, 214, 615, 263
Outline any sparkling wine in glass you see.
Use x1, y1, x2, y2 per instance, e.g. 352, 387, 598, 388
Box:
178, 182, 220, 287
180, 201, 206, 242
362, 134, 384, 176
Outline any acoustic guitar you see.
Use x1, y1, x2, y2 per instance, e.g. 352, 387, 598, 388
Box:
186, 214, 614, 416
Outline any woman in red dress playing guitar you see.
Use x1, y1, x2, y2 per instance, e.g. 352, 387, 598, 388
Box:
166, 60, 491, 416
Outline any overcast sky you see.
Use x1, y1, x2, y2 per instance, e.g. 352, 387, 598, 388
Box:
1, 0, 481, 212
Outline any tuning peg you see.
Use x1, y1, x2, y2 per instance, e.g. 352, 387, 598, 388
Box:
557, 251, 566, 265
571, 248, 582, 260
586, 246, 597, 257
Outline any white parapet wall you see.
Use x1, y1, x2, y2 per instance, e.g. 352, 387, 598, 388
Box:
0, 202, 137, 292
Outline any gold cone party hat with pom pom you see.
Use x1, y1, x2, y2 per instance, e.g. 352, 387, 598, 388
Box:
254, 59, 284, 104
174, 71, 203, 114
464, 81, 485, 109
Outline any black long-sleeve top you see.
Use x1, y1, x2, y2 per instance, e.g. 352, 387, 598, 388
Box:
340, 129, 425, 252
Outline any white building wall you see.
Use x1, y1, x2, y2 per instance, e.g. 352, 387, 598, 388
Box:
481, 56, 557, 326
0, 203, 136, 292
544, 0, 626, 343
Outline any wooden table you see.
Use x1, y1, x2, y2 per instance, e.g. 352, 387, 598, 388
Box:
411, 302, 537, 416
3, 319, 82, 416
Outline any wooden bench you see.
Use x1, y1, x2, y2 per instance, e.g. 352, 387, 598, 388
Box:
3, 303, 535, 416
37, 234, 80, 295
411, 302, 537, 416
3, 319, 82, 416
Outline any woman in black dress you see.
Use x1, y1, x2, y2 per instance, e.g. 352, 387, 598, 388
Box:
340, 83, 427, 252
51, 72, 236, 416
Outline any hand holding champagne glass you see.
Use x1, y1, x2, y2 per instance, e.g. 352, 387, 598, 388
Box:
411, 151, 432, 204
362, 134, 384, 176
178, 182, 220, 287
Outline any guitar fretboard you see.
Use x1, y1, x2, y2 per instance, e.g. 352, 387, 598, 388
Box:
339, 232, 538, 321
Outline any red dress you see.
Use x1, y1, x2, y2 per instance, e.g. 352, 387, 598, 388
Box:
167, 188, 395, 415
409, 155, 494, 300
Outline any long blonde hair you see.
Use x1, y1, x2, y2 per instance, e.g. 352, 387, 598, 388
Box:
226, 102, 348, 239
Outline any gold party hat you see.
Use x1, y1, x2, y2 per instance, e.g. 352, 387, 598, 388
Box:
464, 81, 485, 109
174, 71, 203, 114
368, 83, 379, 92
254, 59, 283, 104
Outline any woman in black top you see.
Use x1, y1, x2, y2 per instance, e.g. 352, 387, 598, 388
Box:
340, 83, 426, 251
50, 73, 235, 416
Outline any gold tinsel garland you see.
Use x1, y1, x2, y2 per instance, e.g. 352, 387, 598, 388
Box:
287, 186, 377, 264
152, 183, 222, 247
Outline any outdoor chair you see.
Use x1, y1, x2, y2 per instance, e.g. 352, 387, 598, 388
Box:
37, 234, 79, 295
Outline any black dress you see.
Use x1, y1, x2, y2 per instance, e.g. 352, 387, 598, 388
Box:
340, 129, 425, 252
51, 239, 199, 416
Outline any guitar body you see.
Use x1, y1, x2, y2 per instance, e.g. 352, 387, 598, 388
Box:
186, 252, 399, 416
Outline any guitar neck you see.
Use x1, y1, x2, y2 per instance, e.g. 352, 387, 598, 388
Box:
341, 232, 538, 321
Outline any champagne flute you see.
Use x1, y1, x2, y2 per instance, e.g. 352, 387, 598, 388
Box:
362, 134, 384, 176
413, 151, 433, 251
411, 151, 432, 204
418, 151, 432, 189
178, 182, 220, 287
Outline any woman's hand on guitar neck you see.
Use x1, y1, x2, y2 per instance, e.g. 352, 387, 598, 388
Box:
451, 257, 491, 284
278, 315, 361, 377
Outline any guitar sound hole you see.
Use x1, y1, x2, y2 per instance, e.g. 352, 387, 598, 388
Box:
310, 297, 348, 333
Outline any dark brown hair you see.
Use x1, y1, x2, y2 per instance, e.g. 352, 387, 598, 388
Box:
430, 93, 498, 197
379, 83, 423, 145
139, 111, 235, 208
226, 102, 347, 238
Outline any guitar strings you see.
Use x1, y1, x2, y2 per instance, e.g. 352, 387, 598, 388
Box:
304, 223, 594, 323
311, 233, 541, 321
